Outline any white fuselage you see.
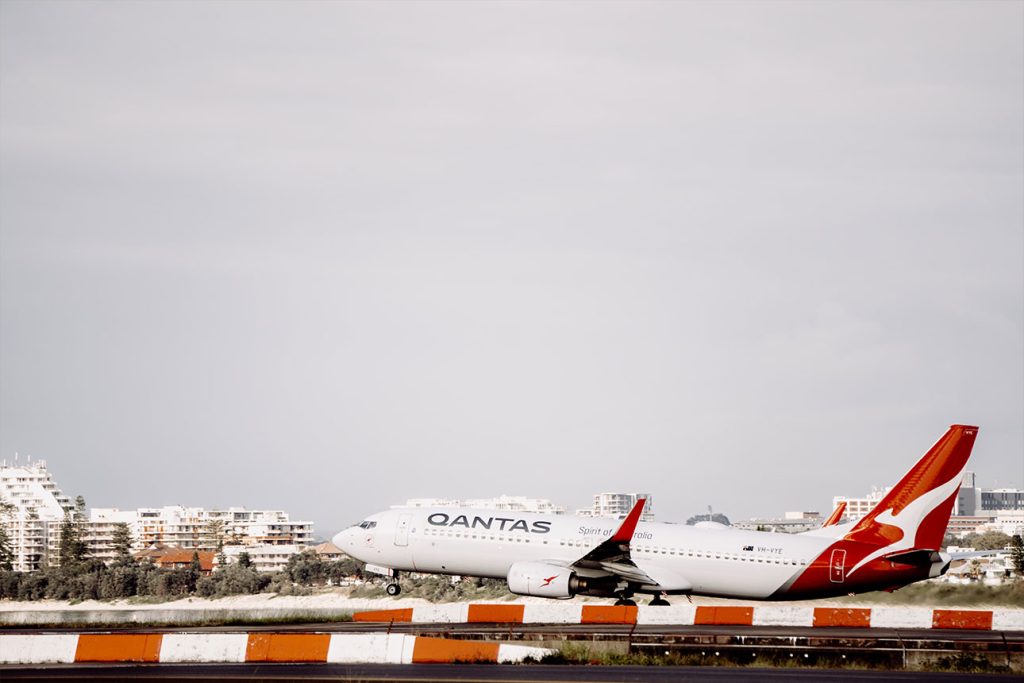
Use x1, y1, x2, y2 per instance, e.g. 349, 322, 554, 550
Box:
334, 507, 838, 599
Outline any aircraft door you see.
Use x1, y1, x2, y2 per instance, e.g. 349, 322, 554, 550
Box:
829, 548, 846, 583
395, 513, 411, 547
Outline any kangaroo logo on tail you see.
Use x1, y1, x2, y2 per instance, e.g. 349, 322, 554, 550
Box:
780, 425, 979, 598
843, 424, 978, 576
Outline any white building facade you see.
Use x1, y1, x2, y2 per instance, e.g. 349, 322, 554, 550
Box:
577, 493, 654, 522
831, 487, 892, 523
222, 544, 304, 573
89, 506, 314, 554
400, 495, 566, 515
0, 460, 77, 571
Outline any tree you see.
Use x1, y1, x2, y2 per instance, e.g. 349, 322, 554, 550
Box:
58, 512, 88, 568
0, 526, 13, 572
203, 519, 225, 552
1010, 535, 1024, 577
0, 501, 15, 571
962, 531, 1012, 551
111, 523, 134, 566
185, 551, 201, 593
326, 557, 361, 585
286, 550, 325, 585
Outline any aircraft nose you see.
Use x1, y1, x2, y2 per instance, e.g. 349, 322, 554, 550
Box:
333, 527, 356, 554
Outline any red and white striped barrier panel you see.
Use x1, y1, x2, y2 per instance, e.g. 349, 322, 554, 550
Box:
0, 632, 551, 665
353, 604, 1024, 631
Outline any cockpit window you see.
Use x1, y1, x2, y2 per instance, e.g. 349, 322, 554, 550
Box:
358, 521, 377, 529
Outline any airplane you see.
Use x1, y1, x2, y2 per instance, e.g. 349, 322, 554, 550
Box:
333, 424, 978, 605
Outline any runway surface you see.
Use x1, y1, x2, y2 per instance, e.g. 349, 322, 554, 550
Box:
0, 663, 1016, 682
5, 621, 1020, 645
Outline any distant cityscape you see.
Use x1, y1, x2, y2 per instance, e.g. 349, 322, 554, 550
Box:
2, 459, 1021, 578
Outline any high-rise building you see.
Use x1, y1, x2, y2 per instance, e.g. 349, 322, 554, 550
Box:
956, 471, 978, 515
980, 489, 1024, 511
953, 471, 1023, 515
577, 493, 654, 522
0, 460, 76, 571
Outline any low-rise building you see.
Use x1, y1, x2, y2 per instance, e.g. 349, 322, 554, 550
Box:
831, 487, 891, 523
135, 546, 215, 574
576, 493, 654, 521
401, 496, 566, 515
985, 511, 1024, 536
88, 506, 314, 556
733, 512, 823, 534
312, 541, 345, 561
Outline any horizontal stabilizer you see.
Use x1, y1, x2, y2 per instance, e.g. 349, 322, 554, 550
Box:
882, 549, 939, 566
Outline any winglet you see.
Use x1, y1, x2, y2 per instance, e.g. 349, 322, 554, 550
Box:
609, 498, 646, 543
822, 501, 846, 527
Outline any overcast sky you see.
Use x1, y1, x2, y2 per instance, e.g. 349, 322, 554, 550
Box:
1, 1, 1021, 534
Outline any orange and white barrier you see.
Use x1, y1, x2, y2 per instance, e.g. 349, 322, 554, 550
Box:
0, 634, 79, 664
0, 632, 552, 665
353, 603, 1024, 631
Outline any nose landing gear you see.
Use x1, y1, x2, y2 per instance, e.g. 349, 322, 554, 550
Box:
385, 582, 401, 596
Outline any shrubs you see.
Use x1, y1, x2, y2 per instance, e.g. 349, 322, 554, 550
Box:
350, 575, 511, 602
0, 553, 360, 602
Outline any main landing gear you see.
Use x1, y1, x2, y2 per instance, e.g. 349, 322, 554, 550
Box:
613, 588, 637, 607
649, 596, 671, 606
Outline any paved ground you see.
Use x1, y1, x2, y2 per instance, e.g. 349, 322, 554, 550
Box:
4, 621, 1021, 643
0, 663, 1017, 682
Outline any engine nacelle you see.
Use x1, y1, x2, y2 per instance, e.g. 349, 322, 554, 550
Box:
507, 562, 577, 599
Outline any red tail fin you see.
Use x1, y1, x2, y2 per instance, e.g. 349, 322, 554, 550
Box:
845, 425, 978, 551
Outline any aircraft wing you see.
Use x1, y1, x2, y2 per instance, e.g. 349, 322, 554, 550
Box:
568, 498, 659, 586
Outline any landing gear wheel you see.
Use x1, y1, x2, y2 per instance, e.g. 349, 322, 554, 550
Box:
385, 583, 401, 596
614, 598, 637, 607
649, 597, 671, 606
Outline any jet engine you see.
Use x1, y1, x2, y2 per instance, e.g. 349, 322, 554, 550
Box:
506, 562, 580, 599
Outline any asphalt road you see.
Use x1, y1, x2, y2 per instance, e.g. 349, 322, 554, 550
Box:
0, 663, 1016, 682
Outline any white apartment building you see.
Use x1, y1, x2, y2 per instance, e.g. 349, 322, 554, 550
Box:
222, 544, 304, 573
577, 493, 654, 522
0, 460, 76, 571
89, 506, 314, 555
400, 495, 566, 515
84, 508, 138, 564
831, 487, 892, 523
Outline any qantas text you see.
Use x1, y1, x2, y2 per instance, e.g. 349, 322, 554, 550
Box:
427, 513, 552, 534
